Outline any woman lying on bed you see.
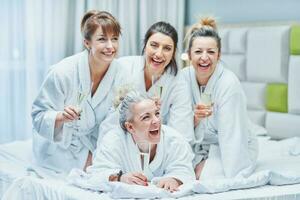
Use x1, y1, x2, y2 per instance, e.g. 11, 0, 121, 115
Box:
179, 17, 258, 179
86, 90, 195, 192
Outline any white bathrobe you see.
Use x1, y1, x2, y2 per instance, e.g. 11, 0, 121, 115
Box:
87, 125, 195, 186
179, 63, 258, 179
98, 56, 194, 144
31, 50, 123, 173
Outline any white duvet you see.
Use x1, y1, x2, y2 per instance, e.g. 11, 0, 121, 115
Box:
1, 136, 300, 199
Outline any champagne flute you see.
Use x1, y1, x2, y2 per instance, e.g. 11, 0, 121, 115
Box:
152, 75, 163, 98
73, 82, 93, 131
200, 86, 212, 134
136, 141, 151, 174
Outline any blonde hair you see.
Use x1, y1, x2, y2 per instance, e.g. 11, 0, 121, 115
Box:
116, 89, 150, 131
185, 17, 221, 53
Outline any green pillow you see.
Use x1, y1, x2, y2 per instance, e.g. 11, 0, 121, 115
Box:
290, 25, 300, 55
266, 83, 288, 113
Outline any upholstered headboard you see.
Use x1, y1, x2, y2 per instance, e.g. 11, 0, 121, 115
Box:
217, 23, 300, 139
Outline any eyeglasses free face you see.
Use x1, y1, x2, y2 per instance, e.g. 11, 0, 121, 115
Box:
189, 37, 220, 85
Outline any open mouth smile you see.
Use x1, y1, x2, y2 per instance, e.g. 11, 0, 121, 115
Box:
198, 63, 210, 70
149, 129, 160, 136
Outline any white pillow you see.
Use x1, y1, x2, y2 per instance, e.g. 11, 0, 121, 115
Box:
222, 55, 246, 81
266, 112, 300, 139
241, 82, 266, 110
246, 26, 290, 82
288, 56, 300, 114
228, 28, 247, 53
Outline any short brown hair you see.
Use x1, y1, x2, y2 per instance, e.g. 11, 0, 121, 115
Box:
81, 10, 121, 41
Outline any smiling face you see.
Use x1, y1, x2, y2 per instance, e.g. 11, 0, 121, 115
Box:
189, 37, 220, 85
125, 99, 161, 144
144, 32, 175, 76
84, 26, 119, 65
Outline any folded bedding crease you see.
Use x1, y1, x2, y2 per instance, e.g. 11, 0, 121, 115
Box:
1, 136, 300, 199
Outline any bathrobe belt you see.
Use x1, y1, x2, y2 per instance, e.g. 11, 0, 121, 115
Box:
68, 124, 99, 158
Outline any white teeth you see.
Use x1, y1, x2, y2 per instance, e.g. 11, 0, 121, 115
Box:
103, 52, 113, 55
152, 58, 163, 63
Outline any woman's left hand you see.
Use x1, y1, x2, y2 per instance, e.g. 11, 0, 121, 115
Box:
156, 177, 182, 192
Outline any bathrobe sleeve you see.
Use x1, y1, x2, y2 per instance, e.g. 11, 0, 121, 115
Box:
31, 67, 69, 141
97, 108, 120, 146
153, 128, 195, 184
87, 130, 123, 184
166, 78, 195, 143
217, 89, 255, 178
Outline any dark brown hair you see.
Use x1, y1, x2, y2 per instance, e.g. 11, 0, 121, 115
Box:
142, 21, 178, 75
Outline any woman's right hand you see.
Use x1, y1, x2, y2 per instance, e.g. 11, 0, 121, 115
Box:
120, 172, 148, 186
56, 105, 81, 124
194, 104, 212, 127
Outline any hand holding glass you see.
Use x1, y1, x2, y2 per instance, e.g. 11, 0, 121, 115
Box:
73, 82, 93, 131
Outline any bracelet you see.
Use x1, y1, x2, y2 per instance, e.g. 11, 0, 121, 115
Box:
117, 170, 123, 182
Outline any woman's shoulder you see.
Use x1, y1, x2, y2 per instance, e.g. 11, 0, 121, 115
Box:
101, 127, 125, 146
49, 51, 86, 77
222, 67, 240, 83
162, 125, 188, 144
177, 66, 194, 80
214, 65, 244, 98
115, 55, 143, 72
117, 56, 143, 66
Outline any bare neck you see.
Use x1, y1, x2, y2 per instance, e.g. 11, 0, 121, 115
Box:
149, 144, 157, 163
89, 56, 110, 96
144, 65, 162, 91
195, 73, 209, 86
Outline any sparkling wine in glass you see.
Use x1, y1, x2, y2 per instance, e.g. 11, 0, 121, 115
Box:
200, 86, 212, 133
136, 141, 151, 174
73, 82, 93, 131
152, 75, 163, 98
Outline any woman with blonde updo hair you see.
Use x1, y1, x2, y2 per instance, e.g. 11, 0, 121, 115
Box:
179, 17, 258, 180
87, 90, 195, 192
32, 10, 124, 173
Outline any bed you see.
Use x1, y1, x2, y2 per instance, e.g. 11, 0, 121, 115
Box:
1, 135, 300, 200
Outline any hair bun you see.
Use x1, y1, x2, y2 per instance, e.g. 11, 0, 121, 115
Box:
185, 16, 217, 42
200, 17, 217, 30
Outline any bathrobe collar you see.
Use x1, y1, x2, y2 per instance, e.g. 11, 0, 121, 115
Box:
189, 63, 224, 143
125, 128, 165, 180
188, 62, 224, 104
78, 50, 118, 108
134, 56, 175, 101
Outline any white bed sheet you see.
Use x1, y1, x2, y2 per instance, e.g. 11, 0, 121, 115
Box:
1, 136, 300, 200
